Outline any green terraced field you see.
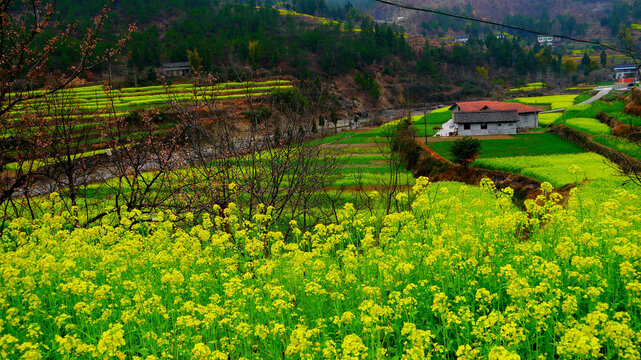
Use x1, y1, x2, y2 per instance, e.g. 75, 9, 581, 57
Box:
514, 94, 578, 110
573, 91, 594, 104
473, 153, 617, 187
2, 80, 294, 172
428, 133, 584, 161
555, 100, 641, 127
509, 82, 546, 93
593, 136, 641, 160
4, 80, 294, 121
565, 118, 612, 135
538, 113, 562, 126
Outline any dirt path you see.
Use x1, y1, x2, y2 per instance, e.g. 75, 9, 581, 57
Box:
577, 87, 612, 105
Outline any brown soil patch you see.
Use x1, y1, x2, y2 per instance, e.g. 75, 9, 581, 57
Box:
416, 140, 450, 163
624, 104, 641, 117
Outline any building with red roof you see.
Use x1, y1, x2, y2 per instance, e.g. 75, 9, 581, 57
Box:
447, 101, 539, 136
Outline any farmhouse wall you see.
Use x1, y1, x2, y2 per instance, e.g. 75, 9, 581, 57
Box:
517, 113, 538, 129
458, 122, 517, 136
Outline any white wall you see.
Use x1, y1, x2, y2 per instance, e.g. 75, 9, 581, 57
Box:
517, 113, 538, 129
457, 122, 517, 136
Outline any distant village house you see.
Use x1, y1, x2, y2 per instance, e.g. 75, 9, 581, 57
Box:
614, 64, 640, 87
537, 36, 555, 46
160, 62, 191, 77
454, 35, 470, 44
444, 101, 539, 136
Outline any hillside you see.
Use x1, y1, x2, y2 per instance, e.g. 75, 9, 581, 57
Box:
367, 0, 639, 41
20, 0, 641, 112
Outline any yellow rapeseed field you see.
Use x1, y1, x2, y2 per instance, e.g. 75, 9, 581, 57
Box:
0, 178, 640, 359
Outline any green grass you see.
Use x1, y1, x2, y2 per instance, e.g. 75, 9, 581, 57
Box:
557, 101, 614, 122
573, 91, 593, 104
538, 113, 562, 126
411, 109, 452, 137
428, 133, 584, 161
413, 127, 440, 137
412, 109, 452, 126
473, 153, 617, 187
593, 136, 641, 160
565, 118, 611, 135
556, 100, 641, 127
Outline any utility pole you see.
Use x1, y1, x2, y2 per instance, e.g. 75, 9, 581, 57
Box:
424, 109, 428, 144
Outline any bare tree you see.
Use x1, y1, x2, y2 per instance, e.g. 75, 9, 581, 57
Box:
163, 76, 345, 232
381, 113, 414, 214
0, 0, 133, 117
0, 0, 133, 231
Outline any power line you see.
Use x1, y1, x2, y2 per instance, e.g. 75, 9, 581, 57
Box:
373, 0, 641, 60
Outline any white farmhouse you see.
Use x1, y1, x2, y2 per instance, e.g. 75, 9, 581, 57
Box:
443, 101, 539, 136
537, 36, 554, 46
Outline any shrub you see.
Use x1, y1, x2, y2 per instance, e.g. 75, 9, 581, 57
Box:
269, 88, 308, 113
243, 106, 272, 125
450, 136, 481, 165
390, 117, 423, 168
124, 110, 143, 125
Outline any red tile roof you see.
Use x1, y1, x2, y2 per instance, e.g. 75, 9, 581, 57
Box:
451, 101, 539, 114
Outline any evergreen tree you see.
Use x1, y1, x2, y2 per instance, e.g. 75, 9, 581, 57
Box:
187, 49, 202, 73
581, 52, 591, 68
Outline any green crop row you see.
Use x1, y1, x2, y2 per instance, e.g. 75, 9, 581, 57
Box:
514, 94, 578, 110
593, 135, 641, 160
473, 152, 617, 187
565, 118, 612, 135
508, 83, 546, 93
538, 113, 562, 126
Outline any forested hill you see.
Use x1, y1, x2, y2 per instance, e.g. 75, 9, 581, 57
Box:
368, 0, 641, 40
33, 0, 639, 107
48, 0, 412, 76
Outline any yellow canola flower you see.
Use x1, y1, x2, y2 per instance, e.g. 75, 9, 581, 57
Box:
488, 346, 521, 360
97, 323, 126, 359
341, 334, 368, 360
0, 179, 639, 358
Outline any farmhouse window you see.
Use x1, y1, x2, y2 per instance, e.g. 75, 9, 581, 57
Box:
481, 123, 488, 129
498, 123, 502, 127
463, 124, 471, 130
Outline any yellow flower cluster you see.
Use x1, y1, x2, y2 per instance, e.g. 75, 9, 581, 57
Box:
0, 177, 639, 358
